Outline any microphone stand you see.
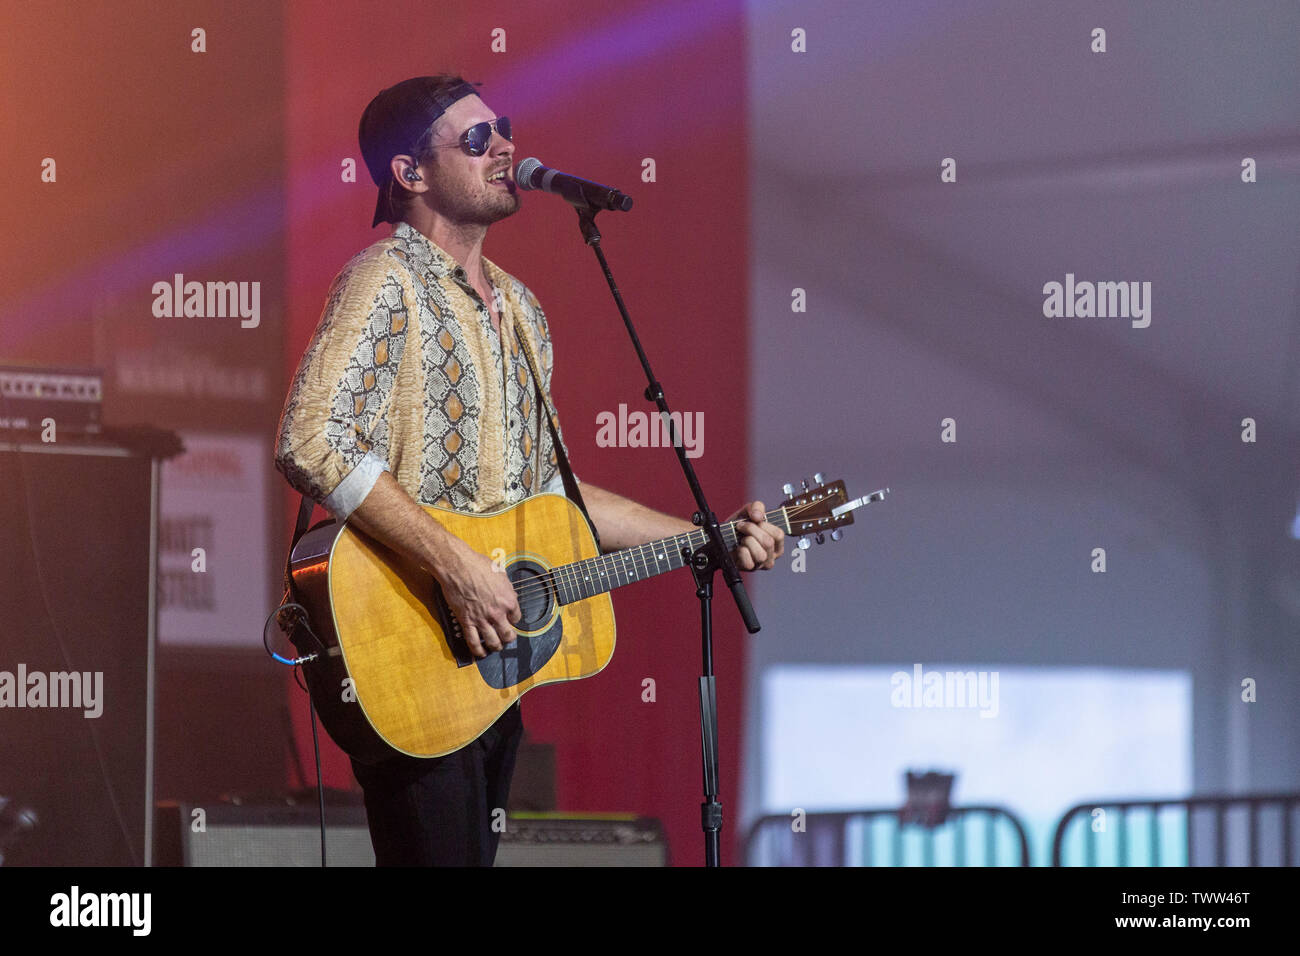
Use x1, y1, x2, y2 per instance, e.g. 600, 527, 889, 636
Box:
573, 205, 761, 867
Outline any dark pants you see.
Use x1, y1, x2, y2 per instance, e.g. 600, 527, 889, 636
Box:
350, 702, 524, 866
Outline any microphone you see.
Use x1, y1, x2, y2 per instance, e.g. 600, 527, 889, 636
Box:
515, 158, 633, 212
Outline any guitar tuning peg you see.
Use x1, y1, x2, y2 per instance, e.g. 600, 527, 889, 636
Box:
801, 477, 810, 491
782, 482, 794, 496
797, 536, 811, 550
813, 472, 825, 484
830, 528, 843, 542
815, 532, 825, 545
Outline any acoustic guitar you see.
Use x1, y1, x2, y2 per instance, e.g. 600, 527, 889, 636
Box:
287, 477, 886, 763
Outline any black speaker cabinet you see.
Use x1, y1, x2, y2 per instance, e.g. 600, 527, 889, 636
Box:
0, 429, 176, 865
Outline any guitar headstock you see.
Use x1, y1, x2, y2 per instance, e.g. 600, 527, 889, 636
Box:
777, 474, 889, 548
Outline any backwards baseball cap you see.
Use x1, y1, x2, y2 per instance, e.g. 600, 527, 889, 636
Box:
359, 75, 482, 228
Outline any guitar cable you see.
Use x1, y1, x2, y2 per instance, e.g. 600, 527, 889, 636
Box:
307, 679, 327, 868
262, 594, 325, 666
263, 589, 330, 866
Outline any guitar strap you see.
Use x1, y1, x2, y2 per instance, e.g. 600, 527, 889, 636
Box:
285, 492, 316, 590
272, 492, 315, 644
512, 313, 601, 551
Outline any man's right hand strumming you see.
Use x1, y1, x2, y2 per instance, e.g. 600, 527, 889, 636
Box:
342, 471, 522, 660
434, 542, 522, 659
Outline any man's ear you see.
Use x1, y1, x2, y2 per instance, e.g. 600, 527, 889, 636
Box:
389, 154, 426, 194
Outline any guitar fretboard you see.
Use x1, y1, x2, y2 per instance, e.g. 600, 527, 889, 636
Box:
549, 509, 791, 605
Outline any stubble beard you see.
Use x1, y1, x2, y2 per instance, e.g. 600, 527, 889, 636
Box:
437, 172, 521, 227
485, 188, 521, 223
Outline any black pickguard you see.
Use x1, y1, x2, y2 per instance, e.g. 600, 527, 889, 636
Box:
431, 557, 562, 689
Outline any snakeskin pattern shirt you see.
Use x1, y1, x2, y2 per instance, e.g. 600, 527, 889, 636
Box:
275, 221, 568, 518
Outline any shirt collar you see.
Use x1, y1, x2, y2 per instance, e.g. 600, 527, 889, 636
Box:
391, 221, 504, 294
391, 221, 459, 283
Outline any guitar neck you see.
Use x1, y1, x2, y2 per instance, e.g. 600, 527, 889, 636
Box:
552, 508, 792, 606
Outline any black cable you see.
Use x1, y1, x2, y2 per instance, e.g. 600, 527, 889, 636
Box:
275, 495, 332, 865
262, 597, 326, 665
280, 701, 310, 792
269, 579, 328, 864
306, 679, 327, 867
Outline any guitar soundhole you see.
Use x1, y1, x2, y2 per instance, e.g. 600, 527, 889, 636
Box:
510, 560, 553, 631
474, 557, 563, 690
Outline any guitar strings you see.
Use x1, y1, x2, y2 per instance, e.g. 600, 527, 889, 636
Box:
503, 508, 776, 603
500, 500, 828, 605
505, 500, 826, 602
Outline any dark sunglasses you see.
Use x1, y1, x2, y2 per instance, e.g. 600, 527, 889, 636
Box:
430, 116, 512, 157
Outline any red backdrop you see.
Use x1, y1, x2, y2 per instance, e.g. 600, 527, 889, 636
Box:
283, 0, 750, 864
0, 0, 749, 866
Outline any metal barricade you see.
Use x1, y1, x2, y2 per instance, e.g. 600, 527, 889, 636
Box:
744, 806, 1032, 866
1051, 793, 1300, 866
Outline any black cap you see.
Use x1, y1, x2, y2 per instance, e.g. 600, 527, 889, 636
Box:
358, 76, 481, 227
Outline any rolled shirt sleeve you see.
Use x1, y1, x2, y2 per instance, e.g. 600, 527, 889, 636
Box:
274, 255, 412, 520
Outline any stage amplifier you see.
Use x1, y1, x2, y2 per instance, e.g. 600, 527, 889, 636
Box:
0, 365, 103, 434
154, 804, 668, 866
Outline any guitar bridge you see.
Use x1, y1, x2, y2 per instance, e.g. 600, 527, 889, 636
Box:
430, 579, 475, 668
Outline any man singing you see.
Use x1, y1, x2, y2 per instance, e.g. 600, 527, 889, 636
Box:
274, 75, 782, 865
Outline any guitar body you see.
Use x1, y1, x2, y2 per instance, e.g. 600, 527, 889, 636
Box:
289, 493, 614, 762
